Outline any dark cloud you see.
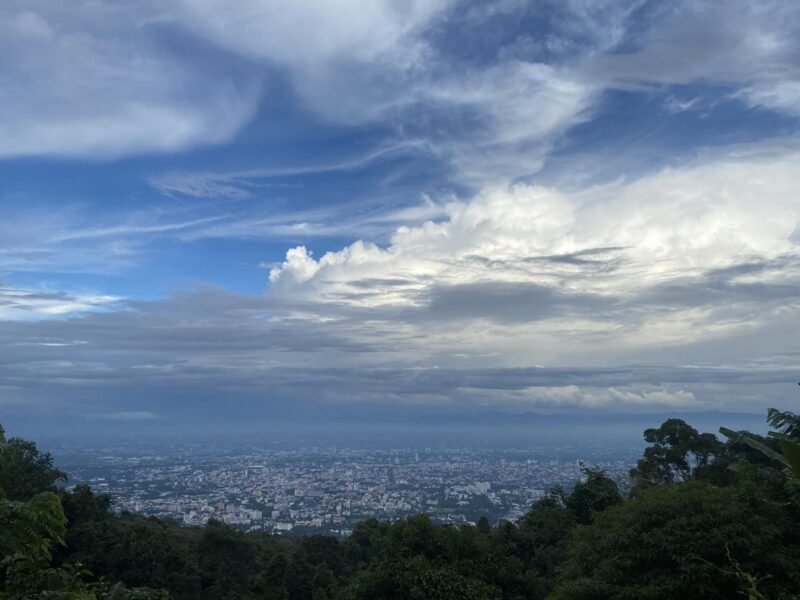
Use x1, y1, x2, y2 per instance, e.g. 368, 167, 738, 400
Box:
630, 256, 800, 309
422, 281, 614, 322
0, 274, 796, 425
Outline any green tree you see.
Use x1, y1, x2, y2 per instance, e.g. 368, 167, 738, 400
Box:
476, 516, 491, 535
721, 407, 800, 482
0, 423, 67, 564
517, 491, 573, 583
61, 485, 113, 527
0, 430, 66, 501
630, 418, 723, 490
550, 480, 800, 599
565, 467, 623, 525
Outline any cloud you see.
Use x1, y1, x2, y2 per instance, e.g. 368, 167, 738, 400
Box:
1, 0, 593, 170
0, 1, 260, 159
91, 411, 162, 422
149, 141, 429, 199
0, 283, 120, 320
157, 0, 800, 184
260, 142, 800, 374
175, 0, 451, 122
269, 144, 800, 307
1, 144, 799, 415
466, 385, 699, 409
2, 1, 800, 420
0, 204, 227, 274
1, 0, 797, 173
589, 0, 800, 115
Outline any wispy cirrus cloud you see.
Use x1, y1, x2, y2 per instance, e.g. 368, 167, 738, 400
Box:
0, 205, 226, 274
148, 141, 432, 199
0, 283, 120, 320
0, 1, 260, 159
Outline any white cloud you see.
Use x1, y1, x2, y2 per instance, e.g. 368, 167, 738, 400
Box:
262, 143, 800, 372
0, 205, 228, 274
0, 284, 120, 320
149, 141, 428, 199
1, 0, 797, 169
590, 0, 800, 115
419, 61, 597, 184
176, 0, 446, 68
481, 385, 699, 409
0, 1, 259, 158
269, 144, 800, 305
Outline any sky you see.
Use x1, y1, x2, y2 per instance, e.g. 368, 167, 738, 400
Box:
1, 0, 799, 435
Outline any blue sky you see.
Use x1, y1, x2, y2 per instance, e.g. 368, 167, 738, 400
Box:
1, 0, 800, 434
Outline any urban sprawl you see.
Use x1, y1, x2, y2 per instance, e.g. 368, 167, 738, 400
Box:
60, 444, 637, 536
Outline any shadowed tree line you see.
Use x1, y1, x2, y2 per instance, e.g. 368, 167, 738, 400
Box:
2, 407, 799, 599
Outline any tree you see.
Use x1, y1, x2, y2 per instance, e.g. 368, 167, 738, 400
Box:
517, 491, 573, 585
0, 491, 66, 564
1, 424, 170, 600
0, 427, 66, 501
0, 424, 67, 564
565, 467, 623, 525
476, 516, 491, 535
721, 407, 800, 482
61, 485, 113, 526
630, 418, 723, 490
550, 480, 800, 599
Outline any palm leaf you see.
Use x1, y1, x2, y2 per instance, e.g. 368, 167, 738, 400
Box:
778, 440, 800, 480
718, 427, 790, 468
106, 581, 129, 600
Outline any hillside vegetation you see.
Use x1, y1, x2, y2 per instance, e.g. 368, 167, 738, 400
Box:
2, 410, 799, 599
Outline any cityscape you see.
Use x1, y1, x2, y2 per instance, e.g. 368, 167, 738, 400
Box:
56, 442, 640, 536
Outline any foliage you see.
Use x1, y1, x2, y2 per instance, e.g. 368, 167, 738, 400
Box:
550, 479, 800, 598
2, 408, 800, 600
721, 407, 800, 482
0, 427, 66, 502
0, 424, 67, 565
630, 418, 724, 490
0, 424, 170, 600
565, 467, 623, 525
0, 492, 66, 563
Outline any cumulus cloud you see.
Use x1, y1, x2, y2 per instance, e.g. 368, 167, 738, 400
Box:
269, 144, 800, 306
261, 143, 800, 375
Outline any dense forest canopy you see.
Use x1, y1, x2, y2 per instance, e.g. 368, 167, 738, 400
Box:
1, 410, 799, 599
